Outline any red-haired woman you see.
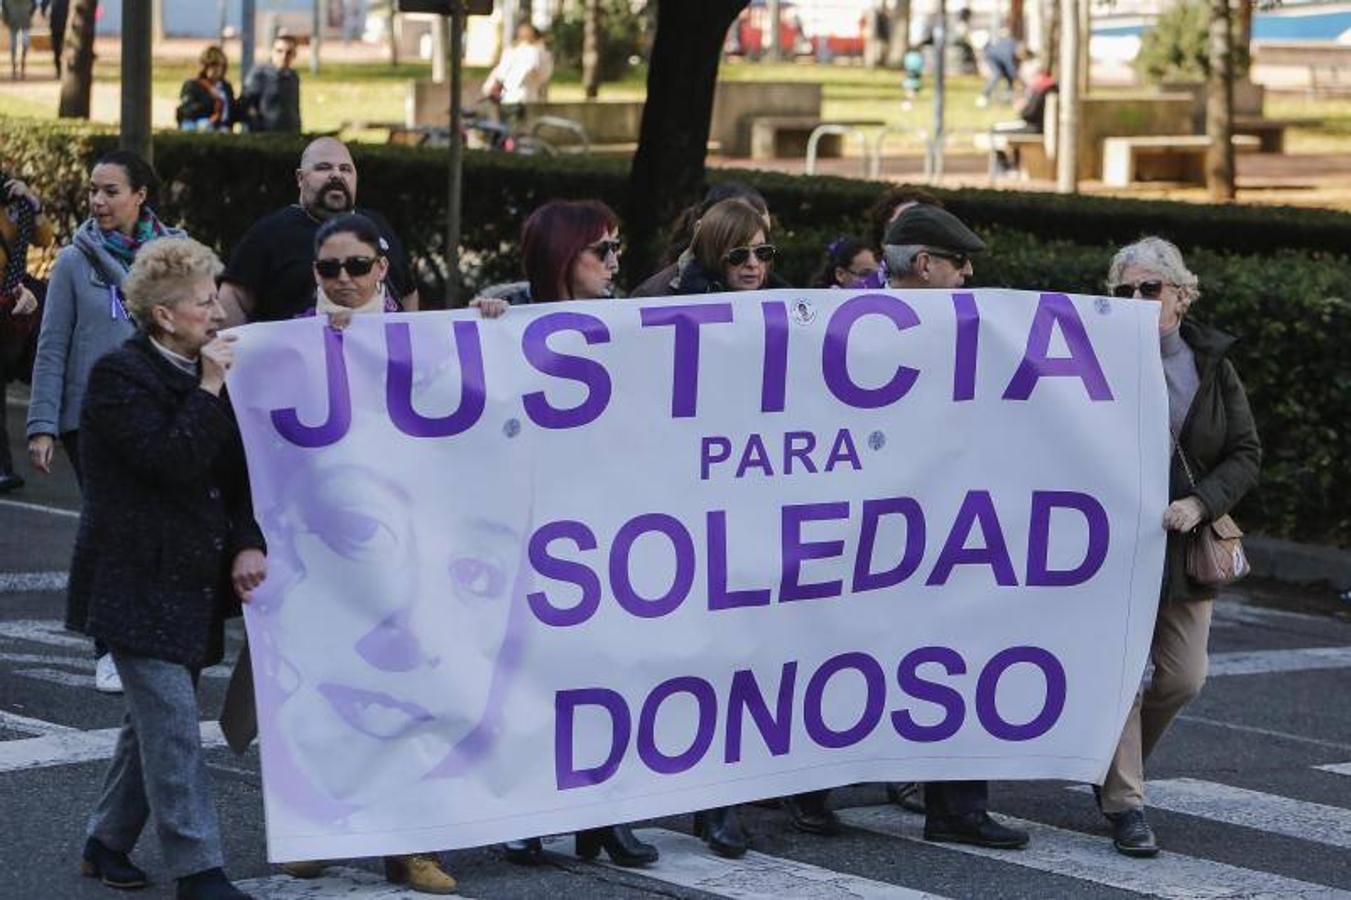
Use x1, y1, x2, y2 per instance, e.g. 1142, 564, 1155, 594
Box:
473, 200, 657, 870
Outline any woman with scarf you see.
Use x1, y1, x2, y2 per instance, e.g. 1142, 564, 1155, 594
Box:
176, 45, 238, 133
27, 149, 181, 696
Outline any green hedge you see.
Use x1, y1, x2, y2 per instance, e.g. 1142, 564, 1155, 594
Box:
3, 119, 1348, 547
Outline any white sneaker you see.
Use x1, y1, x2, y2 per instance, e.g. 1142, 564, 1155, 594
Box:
94, 654, 123, 694
975, 95, 990, 108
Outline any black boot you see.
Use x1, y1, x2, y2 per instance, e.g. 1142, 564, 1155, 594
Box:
503, 837, 544, 865
175, 867, 253, 900
693, 806, 748, 858
1107, 808, 1159, 857
924, 812, 1030, 849
80, 837, 149, 890
782, 791, 842, 836
576, 825, 659, 867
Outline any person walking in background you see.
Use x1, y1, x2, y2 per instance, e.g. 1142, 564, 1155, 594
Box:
27, 149, 183, 695
218, 137, 417, 325
881, 204, 1033, 852
1, 176, 53, 492
69, 237, 265, 900
483, 22, 553, 123
38, 0, 65, 76
1095, 237, 1261, 857
241, 33, 301, 133
176, 46, 238, 133
2, 0, 36, 79
978, 34, 1024, 107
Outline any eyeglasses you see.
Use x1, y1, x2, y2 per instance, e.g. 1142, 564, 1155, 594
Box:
587, 238, 622, 260
725, 244, 776, 266
924, 249, 970, 270
1111, 280, 1170, 299
314, 256, 377, 278
846, 266, 879, 280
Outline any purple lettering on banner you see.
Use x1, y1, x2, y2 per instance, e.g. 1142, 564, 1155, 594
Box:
761, 301, 789, 413
803, 652, 886, 749
780, 501, 850, 602
975, 646, 1067, 741
270, 327, 352, 448
892, 646, 967, 742
522, 312, 612, 429
640, 303, 734, 418
527, 521, 602, 627
736, 434, 773, 478
822, 293, 920, 409
555, 687, 631, 789
637, 676, 717, 774
611, 513, 695, 618
725, 663, 798, 762
1027, 491, 1110, 587
784, 431, 818, 475
701, 436, 733, 480
853, 497, 926, 592
1003, 293, 1114, 402
707, 511, 772, 610
386, 321, 486, 438
824, 428, 862, 472
952, 292, 979, 402
925, 490, 1019, 586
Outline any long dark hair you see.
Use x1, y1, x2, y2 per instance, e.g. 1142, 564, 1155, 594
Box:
521, 199, 619, 302
813, 235, 869, 288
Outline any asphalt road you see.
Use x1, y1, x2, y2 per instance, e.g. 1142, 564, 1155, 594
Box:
3, 392, 1350, 900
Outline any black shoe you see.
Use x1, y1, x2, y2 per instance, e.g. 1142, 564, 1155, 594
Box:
503, 837, 544, 865
924, 812, 1030, 849
0, 473, 24, 493
886, 781, 926, 813
782, 791, 843, 836
1107, 808, 1159, 857
576, 825, 659, 867
175, 867, 253, 900
80, 837, 149, 890
693, 806, 748, 858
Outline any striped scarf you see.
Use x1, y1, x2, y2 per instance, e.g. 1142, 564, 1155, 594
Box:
100, 207, 169, 271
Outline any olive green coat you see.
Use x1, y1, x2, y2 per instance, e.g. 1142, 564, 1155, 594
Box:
1165, 318, 1262, 602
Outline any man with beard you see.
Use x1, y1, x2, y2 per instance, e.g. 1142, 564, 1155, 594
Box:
218, 138, 418, 325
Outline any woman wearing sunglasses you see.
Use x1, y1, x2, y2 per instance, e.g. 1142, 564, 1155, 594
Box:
276, 212, 460, 895
1096, 236, 1260, 858
673, 198, 776, 297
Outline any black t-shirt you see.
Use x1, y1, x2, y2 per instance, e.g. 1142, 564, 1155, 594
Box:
222, 205, 415, 322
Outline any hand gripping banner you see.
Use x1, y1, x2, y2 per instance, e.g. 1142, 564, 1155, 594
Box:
226, 289, 1167, 861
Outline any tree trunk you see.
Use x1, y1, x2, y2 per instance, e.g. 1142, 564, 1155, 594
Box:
58, 0, 98, 119
1040, 0, 1059, 77
1056, 0, 1080, 193
885, 0, 911, 67
1237, 0, 1253, 79
582, 0, 602, 99
766, 0, 782, 61
1009, 0, 1025, 41
153, 0, 167, 41
386, 2, 400, 66
1206, 0, 1236, 200
627, 0, 748, 275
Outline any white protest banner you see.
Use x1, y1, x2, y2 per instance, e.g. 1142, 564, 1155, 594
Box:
226, 288, 1167, 861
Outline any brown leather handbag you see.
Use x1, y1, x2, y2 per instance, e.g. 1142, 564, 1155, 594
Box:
1175, 442, 1250, 587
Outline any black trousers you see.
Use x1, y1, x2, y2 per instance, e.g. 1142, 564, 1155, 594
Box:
925, 780, 988, 821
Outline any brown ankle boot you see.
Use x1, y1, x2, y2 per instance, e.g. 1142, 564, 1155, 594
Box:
383, 854, 457, 894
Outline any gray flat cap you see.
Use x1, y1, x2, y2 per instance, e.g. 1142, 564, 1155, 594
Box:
883, 205, 987, 254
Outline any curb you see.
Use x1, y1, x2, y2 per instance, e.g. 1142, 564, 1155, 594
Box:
1247, 535, 1351, 589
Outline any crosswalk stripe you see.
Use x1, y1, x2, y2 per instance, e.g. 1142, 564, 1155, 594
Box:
1143, 778, 1351, 849
1316, 762, 1351, 777
0, 709, 78, 736
0, 498, 80, 519
598, 827, 946, 899
838, 804, 1351, 899
15, 667, 91, 688
0, 619, 88, 648
0, 721, 227, 773
1208, 646, 1351, 677
238, 865, 479, 898
0, 571, 69, 593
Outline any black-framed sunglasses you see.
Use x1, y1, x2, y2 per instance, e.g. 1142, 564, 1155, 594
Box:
1111, 280, 1169, 299
314, 256, 377, 278
924, 248, 970, 270
587, 238, 623, 260
725, 244, 776, 266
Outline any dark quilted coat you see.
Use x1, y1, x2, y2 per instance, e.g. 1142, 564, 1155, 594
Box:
65, 331, 264, 669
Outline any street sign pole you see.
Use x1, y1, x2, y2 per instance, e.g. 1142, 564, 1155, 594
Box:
121, 0, 153, 164
446, 2, 465, 307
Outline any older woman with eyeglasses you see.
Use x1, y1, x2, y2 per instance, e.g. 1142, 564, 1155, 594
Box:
1096, 236, 1261, 858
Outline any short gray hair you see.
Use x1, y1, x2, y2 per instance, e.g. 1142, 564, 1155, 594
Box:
1107, 236, 1200, 311
883, 244, 925, 281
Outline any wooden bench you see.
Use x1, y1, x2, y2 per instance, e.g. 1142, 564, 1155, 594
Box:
976, 130, 1052, 181
1102, 134, 1261, 187
749, 116, 883, 160
1232, 117, 1297, 154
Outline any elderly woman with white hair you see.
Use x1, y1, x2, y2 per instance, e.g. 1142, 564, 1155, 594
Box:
67, 237, 265, 900
1096, 236, 1261, 858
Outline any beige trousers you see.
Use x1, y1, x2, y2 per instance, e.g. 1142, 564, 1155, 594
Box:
1100, 596, 1213, 814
